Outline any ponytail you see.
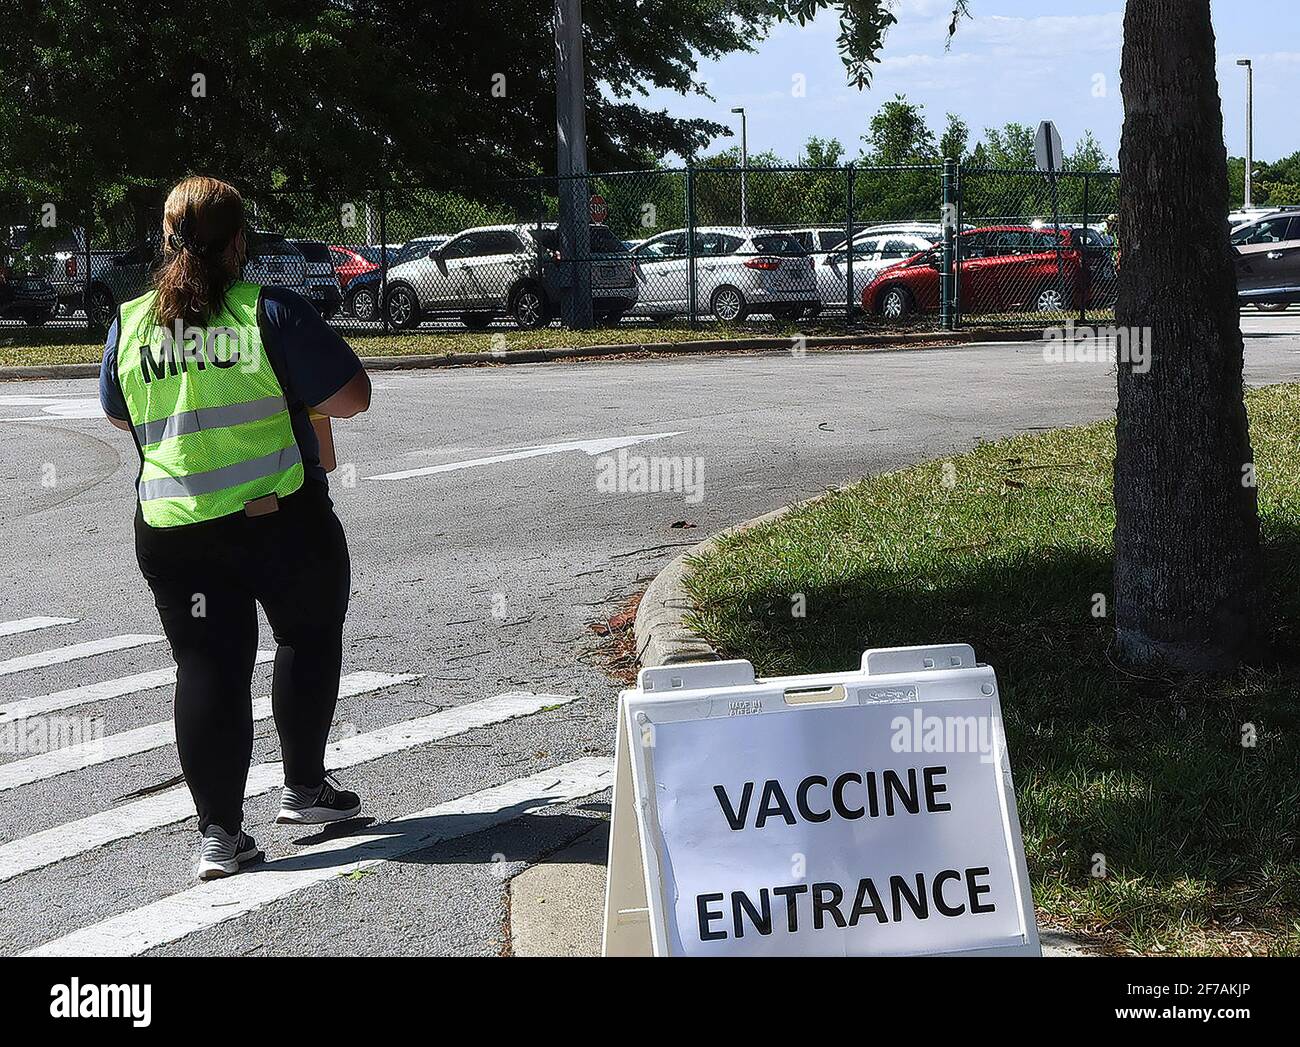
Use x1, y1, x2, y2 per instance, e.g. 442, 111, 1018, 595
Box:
153, 176, 246, 328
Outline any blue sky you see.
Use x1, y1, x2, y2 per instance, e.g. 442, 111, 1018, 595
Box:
640, 0, 1299, 164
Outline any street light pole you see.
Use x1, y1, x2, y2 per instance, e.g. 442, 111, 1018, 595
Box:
1237, 58, 1253, 208
555, 0, 593, 328
731, 106, 748, 226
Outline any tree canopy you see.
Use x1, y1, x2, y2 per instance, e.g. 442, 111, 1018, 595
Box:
0, 0, 965, 211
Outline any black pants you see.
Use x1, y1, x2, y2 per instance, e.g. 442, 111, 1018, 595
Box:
134, 482, 351, 834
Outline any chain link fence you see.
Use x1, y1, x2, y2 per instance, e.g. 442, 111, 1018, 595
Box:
2, 164, 1120, 337
954, 167, 1120, 326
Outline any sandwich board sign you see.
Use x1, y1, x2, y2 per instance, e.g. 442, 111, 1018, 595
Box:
602, 644, 1040, 957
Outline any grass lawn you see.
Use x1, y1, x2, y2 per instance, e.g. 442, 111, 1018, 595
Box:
0, 315, 983, 369
683, 383, 1300, 956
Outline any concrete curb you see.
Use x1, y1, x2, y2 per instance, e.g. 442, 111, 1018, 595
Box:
634, 501, 808, 668
0, 326, 1033, 382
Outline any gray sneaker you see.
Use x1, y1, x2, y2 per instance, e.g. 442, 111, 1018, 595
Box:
197, 826, 264, 881
276, 776, 362, 825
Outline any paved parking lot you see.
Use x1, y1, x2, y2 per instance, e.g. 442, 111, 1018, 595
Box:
2, 316, 1299, 955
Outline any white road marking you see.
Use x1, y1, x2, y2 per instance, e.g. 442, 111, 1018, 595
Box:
0, 395, 102, 420
0, 672, 416, 793
0, 690, 582, 882
367, 431, 685, 481
0, 617, 78, 639
0, 634, 165, 678
0, 651, 276, 726
24, 756, 613, 957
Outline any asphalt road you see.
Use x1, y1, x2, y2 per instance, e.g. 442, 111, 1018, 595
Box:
2, 315, 1299, 956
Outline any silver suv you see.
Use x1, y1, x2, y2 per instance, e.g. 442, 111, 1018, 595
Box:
383, 223, 637, 329
86, 231, 311, 332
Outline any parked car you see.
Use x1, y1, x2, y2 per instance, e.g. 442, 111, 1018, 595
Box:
86, 230, 311, 331
814, 229, 941, 314
1231, 211, 1300, 311
383, 224, 636, 330
631, 226, 818, 322
290, 239, 343, 319
328, 246, 377, 291
861, 225, 1115, 319
784, 227, 854, 255
358, 244, 403, 265
342, 236, 451, 321
0, 254, 58, 324
6, 225, 87, 314
1229, 206, 1297, 231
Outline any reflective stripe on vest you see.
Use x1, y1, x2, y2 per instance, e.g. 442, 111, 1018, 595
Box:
115, 282, 304, 528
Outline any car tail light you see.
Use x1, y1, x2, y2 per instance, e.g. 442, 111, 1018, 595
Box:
743, 256, 782, 270
66, 257, 78, 278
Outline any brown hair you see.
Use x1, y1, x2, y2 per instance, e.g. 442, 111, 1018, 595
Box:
153, 176, 246, 328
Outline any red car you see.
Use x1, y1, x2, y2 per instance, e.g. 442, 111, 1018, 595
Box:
328, 246, 378, 290
861, 225, 1118, 319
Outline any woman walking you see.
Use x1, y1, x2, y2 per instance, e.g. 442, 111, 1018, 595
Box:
99, 175, 372, 879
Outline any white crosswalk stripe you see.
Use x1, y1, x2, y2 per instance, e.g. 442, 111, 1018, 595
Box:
0, 616, 600, 958
24, 757, 613, 957
0, 617, 78, 638
0, 652, 275, 725
0, 689, 583, 882
0, 671, 417, 793
0, 634, 165, 677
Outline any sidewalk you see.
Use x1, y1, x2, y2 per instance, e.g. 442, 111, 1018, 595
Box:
507, 821, 1106, 957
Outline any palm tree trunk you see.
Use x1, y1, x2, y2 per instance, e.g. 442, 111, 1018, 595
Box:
1114, 0, 1261, 670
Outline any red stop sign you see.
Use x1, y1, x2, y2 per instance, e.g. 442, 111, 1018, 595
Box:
589, 194, 608, 224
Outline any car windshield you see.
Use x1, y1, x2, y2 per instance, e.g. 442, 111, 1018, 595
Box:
251, 234, 298, 257
293, 241, 332, 263
533, 226, 627, 254
750, 233, 805, 256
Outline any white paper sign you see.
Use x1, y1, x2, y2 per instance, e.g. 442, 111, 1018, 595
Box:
648, 698, 1023, 955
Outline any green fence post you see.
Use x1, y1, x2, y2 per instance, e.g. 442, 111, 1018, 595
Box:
845, 165, 856, 323
378, 185, 389, 334
942, 157, 958, 331
686, 164, 697, 326
1080, 172, 1090, 324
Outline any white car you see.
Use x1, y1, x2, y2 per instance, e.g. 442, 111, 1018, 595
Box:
383, 223, 637, 329
631, 226, 818, 322
814, 229, 941, 313
1229, 206, 1288, 231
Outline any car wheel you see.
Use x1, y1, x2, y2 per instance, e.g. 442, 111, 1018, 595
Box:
1034, 286, 1067, 313
386, 285, 420, 329
461, 312, 493, 330
511, 284, 549, 329
595, 308, 625, 325
770, 305, 804, 322
880, 286, 914, 320
710, 286, 748, 323
24, 308, 51, 326
348, 286, 378, 322
1255, 301, 1290, 312
87, 285, 115, 333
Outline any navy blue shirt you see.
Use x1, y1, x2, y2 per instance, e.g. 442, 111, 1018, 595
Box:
100, 287, 363, 486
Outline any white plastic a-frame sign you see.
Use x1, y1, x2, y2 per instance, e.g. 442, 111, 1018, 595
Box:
603, 644, 1040, 957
